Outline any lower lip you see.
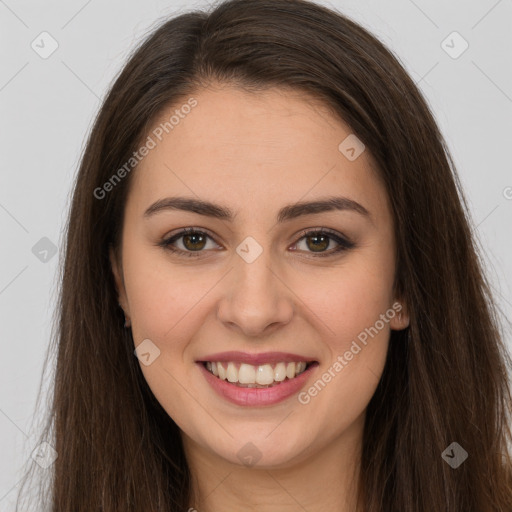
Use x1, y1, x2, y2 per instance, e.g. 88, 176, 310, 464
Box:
197, 362, 319, 406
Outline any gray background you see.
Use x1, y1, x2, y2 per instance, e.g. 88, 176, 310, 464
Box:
1, 0, 511, 509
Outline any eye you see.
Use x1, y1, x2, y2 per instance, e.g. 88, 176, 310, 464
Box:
291, 228, 355, 257
158, 228, 220, 258
158, 227, 355, 259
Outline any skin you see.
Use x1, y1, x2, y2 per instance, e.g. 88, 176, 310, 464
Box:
110, 83, 410, 512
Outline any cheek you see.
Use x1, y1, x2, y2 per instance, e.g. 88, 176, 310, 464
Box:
123, 246, 213, 342
292, 253, 394, 412
122, 251, 212, 426
296, 257, 395, 352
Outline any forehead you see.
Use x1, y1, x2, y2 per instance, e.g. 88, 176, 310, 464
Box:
128, 85, 389, 223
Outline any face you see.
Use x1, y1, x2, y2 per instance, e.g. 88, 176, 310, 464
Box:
110, 84, 409, 469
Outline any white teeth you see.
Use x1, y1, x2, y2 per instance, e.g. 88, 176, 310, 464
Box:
217, 362, 227, 380
204, 360, 310, 385
274, 362, 287, 381
286, 362, 296, 379
256, 364, 275, 385
226, 362, 238, 383
238, 363, 256, 384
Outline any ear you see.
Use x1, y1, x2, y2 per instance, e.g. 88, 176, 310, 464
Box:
389, 300, 409, 331
109, 245, 131, 326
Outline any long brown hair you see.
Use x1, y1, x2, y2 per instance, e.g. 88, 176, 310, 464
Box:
16, 0, 512, 510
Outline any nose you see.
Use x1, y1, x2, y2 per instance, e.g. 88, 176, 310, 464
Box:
216, 245, 294, 338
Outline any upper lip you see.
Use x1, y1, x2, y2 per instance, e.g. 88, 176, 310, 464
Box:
197, 351, 317, 366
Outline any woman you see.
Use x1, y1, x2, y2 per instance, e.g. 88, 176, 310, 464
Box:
17, 0, 512, 510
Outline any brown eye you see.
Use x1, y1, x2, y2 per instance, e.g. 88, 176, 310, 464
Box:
181, 232, 207, 251
293, 229, 355, 257
158, 227, 355, 259
159, 228, 220, 258
304, 233, 330, 252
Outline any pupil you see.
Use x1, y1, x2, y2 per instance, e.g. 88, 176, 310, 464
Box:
184, 233, 205, 251
308, 234, 328, 252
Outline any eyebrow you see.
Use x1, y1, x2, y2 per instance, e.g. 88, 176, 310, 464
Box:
144, 195, 371, 224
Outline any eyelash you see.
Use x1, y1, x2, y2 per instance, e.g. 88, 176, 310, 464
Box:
158, 227, 355, 259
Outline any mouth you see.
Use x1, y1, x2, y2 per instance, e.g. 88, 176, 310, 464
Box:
196, 351, 320, 406
200, 360, 318, 388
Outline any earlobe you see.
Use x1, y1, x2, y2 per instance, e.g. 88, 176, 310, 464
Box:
109, 246, 131, 325
109, 246, 122, 294
390, 300, 410, 331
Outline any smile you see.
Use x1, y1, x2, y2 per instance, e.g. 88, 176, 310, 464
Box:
196, 352, 319, 406
203, 361, 312, 387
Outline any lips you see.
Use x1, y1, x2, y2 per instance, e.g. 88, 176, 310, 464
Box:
197, 351, 317, 366
196, 351, 319, 406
